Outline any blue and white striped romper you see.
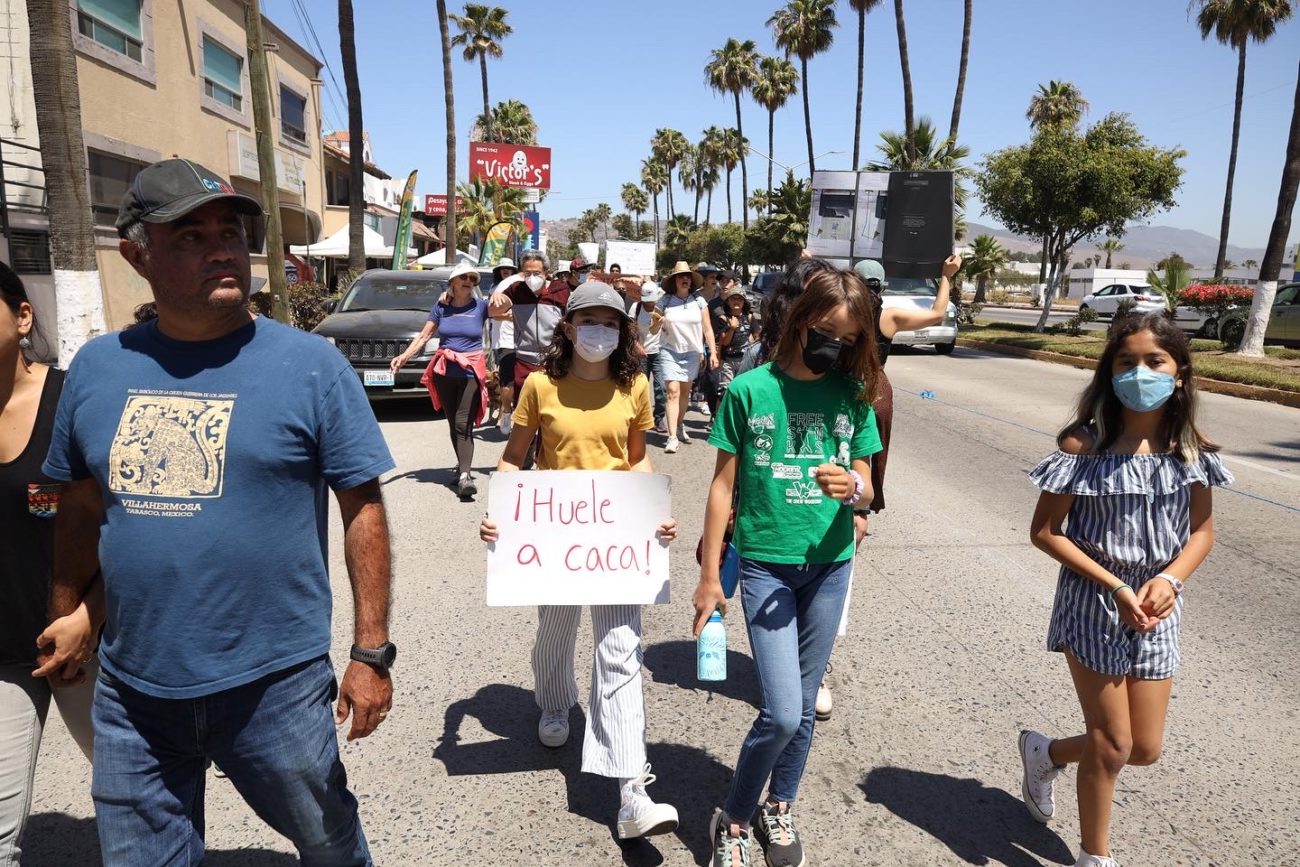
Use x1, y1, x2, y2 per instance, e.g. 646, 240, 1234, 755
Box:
1029, 449, 1233, 679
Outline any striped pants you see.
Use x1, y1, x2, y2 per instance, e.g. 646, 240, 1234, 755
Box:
532, 605, 647, 779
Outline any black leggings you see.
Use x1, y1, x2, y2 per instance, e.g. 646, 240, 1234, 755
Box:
431, 373, 482, 475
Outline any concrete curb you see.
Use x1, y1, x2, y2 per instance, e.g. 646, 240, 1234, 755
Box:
956, 337, 1300, 409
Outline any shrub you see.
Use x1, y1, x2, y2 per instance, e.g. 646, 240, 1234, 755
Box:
988, 288, 1012, 305
288, 281, 334, 332
1181, 283, 1254, 322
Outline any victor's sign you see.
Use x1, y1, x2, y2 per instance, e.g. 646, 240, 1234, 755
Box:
470, 142, 552, 190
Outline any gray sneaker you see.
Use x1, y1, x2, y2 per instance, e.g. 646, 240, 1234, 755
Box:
753, 800, 804, 867
710, 808, 752, 867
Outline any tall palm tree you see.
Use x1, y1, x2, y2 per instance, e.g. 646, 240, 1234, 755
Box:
893, 0, 916, 163
473, 98, 536, 144
678, 143, 700, 224
1245, 56, 1300, 356
622, 183, 649, 234
26, 0, 104, 361
1096, 238, 1124, 269
848, 0, 883, 169
457, 177, 524, 246
716, 128, 744, 223
652, 129, 690, 219
705, 37, 759, 228
964, 234, 1008, 304
664, 214, 696, 255
592, 202, 613, 241
867, 117, 972, 238
436, 0, 457, 259
1192, 0, 1295, 280
700, 164, 722, 224
338, 0, 366, 274
449, 4, 512, 142
769, 0, 838, 174
750, 55, 800, 197
641, 158, 668, 245
948, 0, 972, 144
1026, 80, 1089, 129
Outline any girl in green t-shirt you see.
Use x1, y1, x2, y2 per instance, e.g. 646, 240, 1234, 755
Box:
692, 269, 884, 867
478, 282, 681, 843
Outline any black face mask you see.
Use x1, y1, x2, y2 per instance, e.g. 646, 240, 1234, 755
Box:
802, 329, 844, 375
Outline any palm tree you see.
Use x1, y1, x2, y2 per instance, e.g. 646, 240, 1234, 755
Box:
1096, 238, 1124, 269
641, 158, 668, 245
457, 177, 524, 246
848, 1, 883, 169
472, 98, 536, 144
652, 129, 690, 219
338, 0, 367, 274
750, 55, 800, 197
964, 234, 1008, 304
1192, 0, 1295, 280
948, 0, 972, 144
867, 117, 972, 238
664, 214, 696, 256
592, 203, 613, 241
436, 0, 457, 259
716, 128, 745, 223
705, 37, 759, 229
449, 4, 512, 142
698, 125, 726, 224
893, 0, 916, 163
700, 164, 722, 224
1026, 80, 1089, 130
622, 183, 649, 234
769, 0, 838, 174
678, 143, 700, 223
26, 0, 104, 361
747, 188, 773, 214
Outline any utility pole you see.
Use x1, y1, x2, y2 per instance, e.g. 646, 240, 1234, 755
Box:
243, 0, 290, 323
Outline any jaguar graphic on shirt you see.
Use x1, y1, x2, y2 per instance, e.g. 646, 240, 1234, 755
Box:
108, 392, 233, 500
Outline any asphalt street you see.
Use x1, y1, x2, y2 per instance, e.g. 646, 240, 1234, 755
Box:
979, 306, 1105, 332
26, 346, 1300, 866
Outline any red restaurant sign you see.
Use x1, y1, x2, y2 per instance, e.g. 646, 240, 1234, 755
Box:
423, 194, 464, 216
470, 142, 552, 189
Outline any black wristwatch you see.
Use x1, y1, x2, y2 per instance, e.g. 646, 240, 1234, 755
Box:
350, 641, 397, 675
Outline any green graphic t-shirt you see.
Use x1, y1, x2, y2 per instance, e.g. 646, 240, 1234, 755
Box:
708, 362, 882, 564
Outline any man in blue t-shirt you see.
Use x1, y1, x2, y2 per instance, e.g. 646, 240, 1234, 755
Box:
38, 159, 396, 866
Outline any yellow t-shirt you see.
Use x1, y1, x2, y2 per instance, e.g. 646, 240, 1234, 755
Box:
512, 371, 652, 470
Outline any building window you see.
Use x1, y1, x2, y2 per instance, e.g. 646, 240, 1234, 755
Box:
202, 35, 243, 112
76, 0, 143, 62
364, 213, 380, 232
8, 230, 52, 274
326, 169, 350, 207
88, 149, 147, 228
281, 87, 307, 146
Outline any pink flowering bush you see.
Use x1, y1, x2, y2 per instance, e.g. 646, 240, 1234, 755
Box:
1180, 283, 1254, 318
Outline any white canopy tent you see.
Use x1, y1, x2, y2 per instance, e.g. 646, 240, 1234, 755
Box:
415, 244, 479, 267
289, 224, 415, 260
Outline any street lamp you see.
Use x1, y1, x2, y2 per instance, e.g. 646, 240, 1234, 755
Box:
746, 146, 844, 173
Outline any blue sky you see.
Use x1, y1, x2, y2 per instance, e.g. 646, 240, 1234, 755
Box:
269, 0, 1300, 249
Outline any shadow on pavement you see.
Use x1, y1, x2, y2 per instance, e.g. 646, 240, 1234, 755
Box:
860, 766, 1074, 866
642, 640, 760, 709
433, 682, 733, 866
24, 812, 297, 866
370, 399, 437, 424
381, 465, 498, 487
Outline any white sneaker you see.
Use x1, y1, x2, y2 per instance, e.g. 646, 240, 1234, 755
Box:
815, 683, 832, 721
1075, 851, 1119, 867
498, 414, 513, 436
678, 425, 692, 443
1019, 729, 1063, 823
538, 709, 569, 748
664, 436, 680, 454
616, 764, 679, 839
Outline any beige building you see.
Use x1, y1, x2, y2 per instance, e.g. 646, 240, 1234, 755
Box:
0, 0, 325, 329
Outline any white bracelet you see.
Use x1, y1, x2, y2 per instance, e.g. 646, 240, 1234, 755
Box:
1155, 572, 1184, 595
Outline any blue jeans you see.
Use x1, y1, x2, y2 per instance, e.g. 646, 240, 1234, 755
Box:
92, 656, 371, 866
643, 352, 666, 423
724, 558, 852, 820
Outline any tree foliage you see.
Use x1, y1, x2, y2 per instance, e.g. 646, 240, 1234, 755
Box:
744, 171, 812, 267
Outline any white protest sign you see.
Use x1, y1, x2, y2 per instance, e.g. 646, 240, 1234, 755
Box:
604, 240, 657, 275
486, 471, 672, 606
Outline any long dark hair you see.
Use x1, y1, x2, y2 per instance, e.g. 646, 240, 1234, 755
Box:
773, 269, 882, 404
1059, 312, 1217, 462
758, 258, 836, 360
0, 261, 43, 358
541, 308, 644, 388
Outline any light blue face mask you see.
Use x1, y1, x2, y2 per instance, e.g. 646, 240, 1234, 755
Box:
577, 272, 589, 284
1112, 366, 1176, 412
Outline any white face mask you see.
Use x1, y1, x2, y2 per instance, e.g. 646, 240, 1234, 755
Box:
573, 324, 619, 363
525, 273, 545, 293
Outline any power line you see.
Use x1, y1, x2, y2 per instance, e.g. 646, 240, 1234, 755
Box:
285, 0, 349, 132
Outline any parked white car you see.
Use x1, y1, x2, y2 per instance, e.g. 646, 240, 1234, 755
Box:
881, 278, 958, 355
1079, 283, 1218, 336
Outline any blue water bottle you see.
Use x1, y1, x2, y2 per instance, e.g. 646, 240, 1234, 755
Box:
697, 610, 727, 682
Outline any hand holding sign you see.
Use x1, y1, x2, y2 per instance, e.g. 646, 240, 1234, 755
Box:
484, 471, 674, 606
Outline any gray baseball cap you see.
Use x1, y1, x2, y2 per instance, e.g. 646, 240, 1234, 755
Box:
853, 259, 886, 282
566, 281, 630, 319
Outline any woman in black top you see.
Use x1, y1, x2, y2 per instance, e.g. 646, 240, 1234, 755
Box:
0, 263, 96, 861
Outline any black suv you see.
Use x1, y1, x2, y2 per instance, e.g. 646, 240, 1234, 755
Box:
312, 267, 489, 399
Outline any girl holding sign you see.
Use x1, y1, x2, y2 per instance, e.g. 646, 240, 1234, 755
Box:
479, 281, 680, 841
692, 269, 883, 867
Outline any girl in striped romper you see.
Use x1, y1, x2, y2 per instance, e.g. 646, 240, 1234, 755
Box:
479, 282, 680, 840
1021, 313, 1231, 867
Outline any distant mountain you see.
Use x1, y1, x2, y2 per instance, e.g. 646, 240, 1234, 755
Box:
964, 222, 1267, 269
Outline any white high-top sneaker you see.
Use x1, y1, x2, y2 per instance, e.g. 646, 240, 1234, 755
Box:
1019, 729, 1064, 823
1075, 850, 1119, 866
616, 764, 679, 839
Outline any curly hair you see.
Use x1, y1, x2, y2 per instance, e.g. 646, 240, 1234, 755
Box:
541, 310, 645, 389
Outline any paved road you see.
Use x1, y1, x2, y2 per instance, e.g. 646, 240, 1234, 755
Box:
27, 347, 1299, 866
979, 305, 1107, 332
